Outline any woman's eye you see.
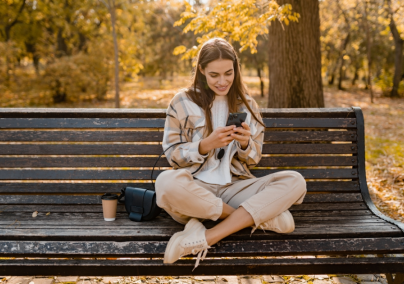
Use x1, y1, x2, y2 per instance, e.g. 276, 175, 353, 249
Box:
211, 73, 232, 78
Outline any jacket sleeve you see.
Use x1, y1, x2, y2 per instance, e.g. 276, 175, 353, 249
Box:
162, 102, 209, 169
235, 102, 264, 168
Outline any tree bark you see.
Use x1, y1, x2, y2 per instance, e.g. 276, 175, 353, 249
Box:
267, 0, 324, 108
109, 0, 120, 108
362, 0, 374, 103
388, 10, 403, 97
338, 34, 350, 90
253, 54, 265, 97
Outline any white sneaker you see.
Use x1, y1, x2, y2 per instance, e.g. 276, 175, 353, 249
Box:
250, 210, 295, 236
164, 218, 211, 271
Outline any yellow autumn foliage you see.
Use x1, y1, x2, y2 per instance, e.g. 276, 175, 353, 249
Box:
173, 0, 299, 62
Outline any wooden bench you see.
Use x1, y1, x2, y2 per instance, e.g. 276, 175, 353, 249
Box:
0, 107, 404, 281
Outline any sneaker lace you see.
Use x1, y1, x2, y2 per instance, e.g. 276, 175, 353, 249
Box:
182, 243, 211, 271
250, 225, 267, 237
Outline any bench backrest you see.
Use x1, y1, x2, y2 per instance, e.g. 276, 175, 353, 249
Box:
0, 108, 364, 214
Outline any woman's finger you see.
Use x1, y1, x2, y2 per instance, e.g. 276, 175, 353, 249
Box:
241, 122, 250, 130
231, 133, 249, 141
233, 127, 250, 136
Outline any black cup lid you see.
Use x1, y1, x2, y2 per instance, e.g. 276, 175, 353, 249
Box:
101, 193, 118, 200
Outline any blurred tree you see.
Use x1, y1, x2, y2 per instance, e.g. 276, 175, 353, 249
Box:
0, 0, 26, 85
385, 0, 404, 98
100, 0, 121, 108
236, 35, 268, 97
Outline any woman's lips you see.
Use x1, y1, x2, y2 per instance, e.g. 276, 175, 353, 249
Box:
216, 85, 228, 91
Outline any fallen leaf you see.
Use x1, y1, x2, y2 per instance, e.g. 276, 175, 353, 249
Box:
32, 211, 38, 218
46, 212, 50, 215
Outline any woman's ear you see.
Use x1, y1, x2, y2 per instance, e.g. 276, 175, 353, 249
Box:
198, 64, 205, 76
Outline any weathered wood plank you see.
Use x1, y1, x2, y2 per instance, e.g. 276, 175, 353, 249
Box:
0, 156, 357, 168
1, 257, 404, 276
0, 169, 358, 180
1, 238, 403, 257
0, 131, 164, 142
0, 108, 167, 118
0, 181, 360, 193
0, 118, 356, 129
0, 108, 355, 118
0, 203, 367, 213
262, 118, 356, 128
0, 182, 156, 193
257, 156, 358, 167
0, 212, 379, 223
0, 143, 356, 155
0, 193, 363, 205
0, 118, 165, 129
0, 157, 171, 168
0, 224, 400, 241
0, 144, 163, 155
262, 144, 357, 154
264, 131, 357, 142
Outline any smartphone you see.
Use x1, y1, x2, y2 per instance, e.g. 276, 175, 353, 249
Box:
226, 112, 247, 128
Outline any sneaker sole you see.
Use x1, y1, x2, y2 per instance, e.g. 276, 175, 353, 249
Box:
163, 218, 202, 264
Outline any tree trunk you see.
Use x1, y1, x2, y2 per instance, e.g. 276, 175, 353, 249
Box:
351, 64, 359, 86
257, 67, 264, 97
337, 33, 350, 90
363, 0, 374, 103
267, 0, 324, 108
389, 15, 403, 97
110, 1, 120, 108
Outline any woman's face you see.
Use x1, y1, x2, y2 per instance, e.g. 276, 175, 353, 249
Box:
199, 59, 234, 96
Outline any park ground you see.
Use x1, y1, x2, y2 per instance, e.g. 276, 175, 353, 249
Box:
0, 273, 397, 284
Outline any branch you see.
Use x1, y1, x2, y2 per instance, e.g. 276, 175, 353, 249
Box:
6, 0, 26, 30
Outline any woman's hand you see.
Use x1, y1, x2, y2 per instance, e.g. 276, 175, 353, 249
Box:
231, 122, 251, 150
199, 125, 235, 155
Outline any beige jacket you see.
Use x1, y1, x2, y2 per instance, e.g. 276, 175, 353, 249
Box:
162, 88, 265, 180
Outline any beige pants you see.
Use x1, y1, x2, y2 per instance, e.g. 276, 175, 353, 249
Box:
155, 169, 307, 228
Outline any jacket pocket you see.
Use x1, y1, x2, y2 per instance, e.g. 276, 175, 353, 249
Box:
181, 115, 206, 142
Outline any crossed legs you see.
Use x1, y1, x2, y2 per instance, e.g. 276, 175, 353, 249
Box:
155, 169, 307, 246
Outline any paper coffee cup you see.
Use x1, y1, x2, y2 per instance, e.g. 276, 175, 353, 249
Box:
101, 193, 118, 221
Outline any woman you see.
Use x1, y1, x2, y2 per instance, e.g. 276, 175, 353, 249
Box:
155, 37, 307, 270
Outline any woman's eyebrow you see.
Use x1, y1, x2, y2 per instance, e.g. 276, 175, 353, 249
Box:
208, 69, 233, 74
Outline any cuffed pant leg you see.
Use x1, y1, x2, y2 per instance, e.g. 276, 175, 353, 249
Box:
155, 169, 223, 225
222, 170, 307, 227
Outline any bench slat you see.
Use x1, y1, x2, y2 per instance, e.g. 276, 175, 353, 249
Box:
0, 156, 358, 168
0, 107, 355, 118
0, 181, 360, 193
1, 257, 403, 276
0, 169, 358, 180
0, 131, 356, 142
1, 238, 402, 257
0, 211, 378, 222
0, 118, 356, 129
0, 224, 400, 241
0, 203, 367, 213
263, 118, 356, 128
0, 144, 356, 155
0, 118, 166, 128
264, 131, 357, 141
0, 193, 363, 205
0, 131, 164, 142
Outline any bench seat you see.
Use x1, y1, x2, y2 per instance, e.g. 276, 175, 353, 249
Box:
1, 107, 404, 278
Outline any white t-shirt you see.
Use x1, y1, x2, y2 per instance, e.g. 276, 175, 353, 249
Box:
194, 95, 234, 185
